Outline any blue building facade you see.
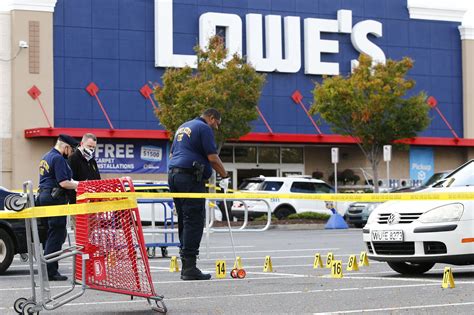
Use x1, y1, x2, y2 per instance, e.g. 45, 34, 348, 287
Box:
52, 0, 463, 137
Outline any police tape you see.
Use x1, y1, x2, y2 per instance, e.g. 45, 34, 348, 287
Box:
0, 199, 137, 219
77, 191, 474, 202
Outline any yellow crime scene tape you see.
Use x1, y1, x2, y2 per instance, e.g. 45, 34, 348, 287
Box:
77, 191, 474, 202
0, 199, 137, 219
2, 191, 473, 220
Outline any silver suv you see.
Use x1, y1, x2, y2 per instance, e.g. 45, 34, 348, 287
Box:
231, 176, 334, 219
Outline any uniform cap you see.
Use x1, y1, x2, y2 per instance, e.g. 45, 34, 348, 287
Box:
58, 134, 79, 147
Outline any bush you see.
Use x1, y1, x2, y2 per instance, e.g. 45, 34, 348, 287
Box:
287, 212, 331, 220
253, 214, 277, 222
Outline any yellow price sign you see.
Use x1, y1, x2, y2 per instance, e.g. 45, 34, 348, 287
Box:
216, 260, 226, 279
331, 260, 343, 278
347, 255, 359, 271
326, 252, 334, 268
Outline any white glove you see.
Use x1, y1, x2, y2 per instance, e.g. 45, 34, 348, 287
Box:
219, 177, 230, 192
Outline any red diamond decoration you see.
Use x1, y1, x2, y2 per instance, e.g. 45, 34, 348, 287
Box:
27, 85, 41, 100
86, 82, 99, 96
291, 90, 303, 104
140, 84, 153, 99
427, 96, 437, 108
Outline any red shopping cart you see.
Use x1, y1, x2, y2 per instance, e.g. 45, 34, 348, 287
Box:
75, 177, 166, 313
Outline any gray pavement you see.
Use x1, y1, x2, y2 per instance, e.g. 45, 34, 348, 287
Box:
0, 228, 473, 314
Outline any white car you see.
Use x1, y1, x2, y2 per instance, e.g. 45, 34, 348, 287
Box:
133, 181, 176, 224
231, 176, 335, 219
363, 160, 474, 274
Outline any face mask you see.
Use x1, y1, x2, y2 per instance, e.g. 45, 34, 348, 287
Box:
82, 147, 95, 161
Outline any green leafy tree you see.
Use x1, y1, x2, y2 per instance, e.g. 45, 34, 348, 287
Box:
310, 54, 430, 192
153, 36, 266, 151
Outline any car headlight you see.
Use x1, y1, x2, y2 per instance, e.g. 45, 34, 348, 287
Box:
366, 211, 378, 224
365, 203, 382, 214
418, 203, 464, 223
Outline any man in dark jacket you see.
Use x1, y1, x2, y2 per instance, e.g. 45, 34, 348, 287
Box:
68, 133, 101, 204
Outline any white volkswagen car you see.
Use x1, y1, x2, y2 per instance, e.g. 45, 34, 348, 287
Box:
231, 176, 335, 219
363, 160, 474, 274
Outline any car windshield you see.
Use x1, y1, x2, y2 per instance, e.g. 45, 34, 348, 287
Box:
434, 160, 473, 187
238, 180, 283, 191
423, 171, 449, 187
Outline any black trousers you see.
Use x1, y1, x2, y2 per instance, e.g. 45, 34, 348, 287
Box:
38, 192, 67, 277
168, 171, 205, 257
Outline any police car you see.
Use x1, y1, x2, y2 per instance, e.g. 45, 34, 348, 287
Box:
231, 176, 334, 219
363, 160, 474, 274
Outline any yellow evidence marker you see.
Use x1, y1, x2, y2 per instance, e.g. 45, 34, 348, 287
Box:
442, 267, 455, 288
347, 255, 359, 271
169, 256, 179, 272
326, 252, 334, 268
263, 256, 273, 272
359, 251, 369, 266
313, 253, 323, 269
216, 260, 226, 279
233, 256, 243, 269
331, 260, 343, 278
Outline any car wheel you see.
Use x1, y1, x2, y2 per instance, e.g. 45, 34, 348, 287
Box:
274, 207, 295, 220
0, 228, 15, 274
387, 261, 435, 275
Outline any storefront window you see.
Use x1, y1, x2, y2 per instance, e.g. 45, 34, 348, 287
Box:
258, 147, 280, 163
281, 147, 303, 163
219, 146, 233, 163
235, 146, 257, 163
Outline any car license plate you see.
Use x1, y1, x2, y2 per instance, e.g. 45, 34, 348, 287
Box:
371, 230, 403, 242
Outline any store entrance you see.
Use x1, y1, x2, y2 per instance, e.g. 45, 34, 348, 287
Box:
236, 169, 277, 188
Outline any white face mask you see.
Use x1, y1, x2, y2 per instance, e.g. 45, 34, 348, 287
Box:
81, 147, 95, 161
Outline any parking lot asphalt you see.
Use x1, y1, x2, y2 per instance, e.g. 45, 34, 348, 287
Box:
0, 228, 473, 314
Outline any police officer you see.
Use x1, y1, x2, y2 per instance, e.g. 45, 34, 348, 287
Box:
168, 108, 228, 280
38, 134, 79, 281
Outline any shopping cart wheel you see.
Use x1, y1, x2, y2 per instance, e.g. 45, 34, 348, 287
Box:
21, 301, 38, 314
147, 247, 156, 258
230, 268, 238, 278
160, 247, 168, 258
149, 298, 167, 314
237, 269, 246, 279
13, 297, 27, 314
19, 253, 29, 263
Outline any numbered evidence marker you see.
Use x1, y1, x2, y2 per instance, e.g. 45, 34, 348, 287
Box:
233, 256, 243, 269
215, 260, 226, 279
169, 256, 179, 272
263, 256, 273, 272
347, 255, 359, 271
325, 252, 334, 268
313, 253, 323, 269
359, 251, 369, 266
331, 260, 343, 278
442, 267, 455, 288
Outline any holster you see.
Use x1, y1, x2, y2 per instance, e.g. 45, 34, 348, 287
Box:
192, 161, 205, 183
51, 187, 66, 200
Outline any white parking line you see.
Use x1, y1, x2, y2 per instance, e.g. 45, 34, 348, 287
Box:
313, 301, 474, 314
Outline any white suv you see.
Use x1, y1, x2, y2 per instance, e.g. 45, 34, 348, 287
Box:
231, 176, 334, 219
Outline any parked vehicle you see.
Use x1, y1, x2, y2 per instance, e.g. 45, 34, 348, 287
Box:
363, 161, 473, 274
133, 181, 176, 224
231, 176, 334, 219
345, 171, 451, 228
0, 187, 47, 274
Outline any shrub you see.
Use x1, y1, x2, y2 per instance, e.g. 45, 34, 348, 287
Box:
287, 212, 331, 220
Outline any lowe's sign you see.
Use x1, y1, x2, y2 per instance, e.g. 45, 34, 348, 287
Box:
155, 0, 386, 75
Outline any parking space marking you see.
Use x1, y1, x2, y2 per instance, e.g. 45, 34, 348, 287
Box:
313, 301, 474, 314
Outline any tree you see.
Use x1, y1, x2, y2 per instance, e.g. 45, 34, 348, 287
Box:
153, 36, 266, 150
310, 54, 430, 192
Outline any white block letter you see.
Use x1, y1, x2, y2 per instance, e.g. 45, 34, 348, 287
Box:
304, 18, 340, 75
351, 20, 386, 68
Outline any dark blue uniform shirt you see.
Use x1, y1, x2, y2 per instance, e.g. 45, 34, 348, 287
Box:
168, 117, 217, 179
39, 148, 73, 189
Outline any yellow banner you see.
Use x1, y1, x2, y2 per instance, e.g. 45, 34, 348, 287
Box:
0, 199, 137, 219
77, 191, 474, 202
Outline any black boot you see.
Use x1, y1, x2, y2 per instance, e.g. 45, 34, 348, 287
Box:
180, 256, 186, 276
181, 256, 211, 280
